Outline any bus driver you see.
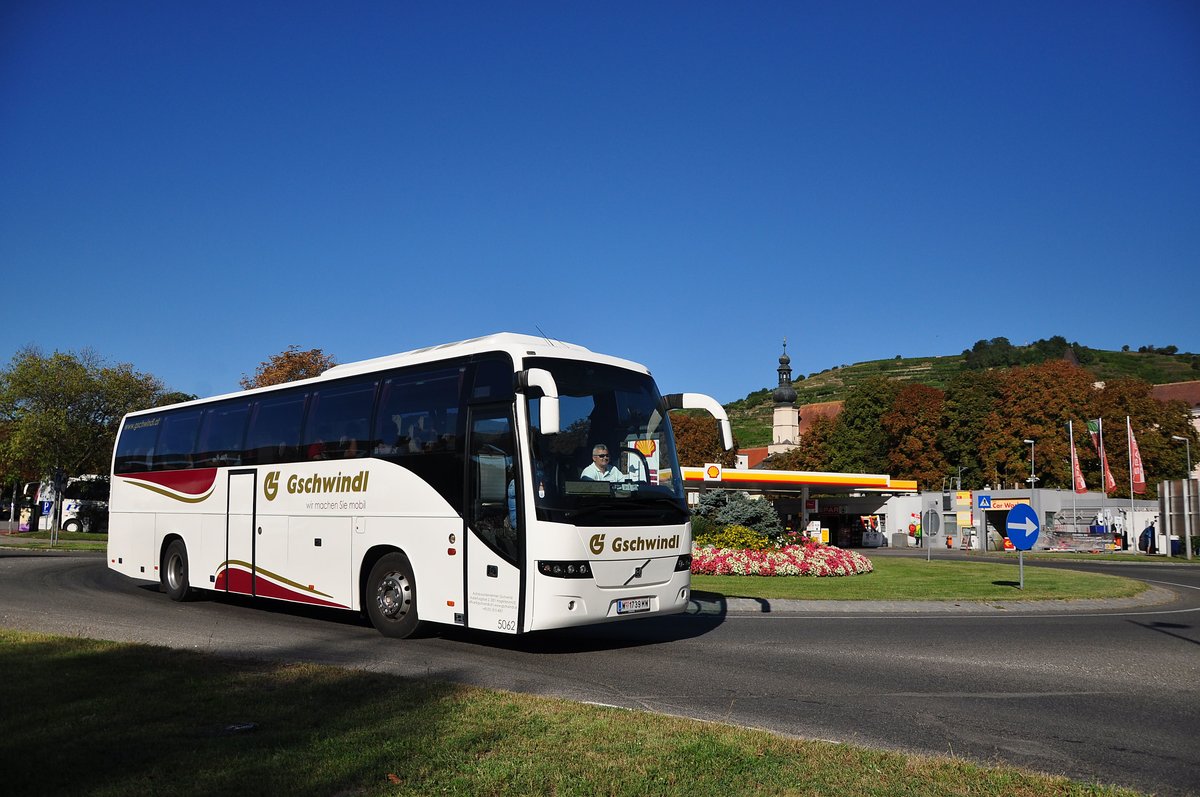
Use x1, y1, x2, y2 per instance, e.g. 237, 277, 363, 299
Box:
580, 444, 625, 482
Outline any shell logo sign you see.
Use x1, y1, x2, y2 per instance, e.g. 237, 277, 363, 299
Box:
704, 463, 723, 482
634, 440, 657, 457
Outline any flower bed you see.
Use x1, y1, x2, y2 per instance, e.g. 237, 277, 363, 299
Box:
690, 543, 873, 577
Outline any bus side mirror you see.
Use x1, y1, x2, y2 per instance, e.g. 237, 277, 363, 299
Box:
516, 368, 559, 435
663, 392, 734, 451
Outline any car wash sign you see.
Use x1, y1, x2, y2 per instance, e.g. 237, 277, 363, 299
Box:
1005, 504, 1040, 551
978, 495, 1031, 512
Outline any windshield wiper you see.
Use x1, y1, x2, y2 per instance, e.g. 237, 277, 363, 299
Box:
560, 496, 686, 526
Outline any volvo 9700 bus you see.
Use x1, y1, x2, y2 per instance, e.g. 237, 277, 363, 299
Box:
108, 333, 731, 637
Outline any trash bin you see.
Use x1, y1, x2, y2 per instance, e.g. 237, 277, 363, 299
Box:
1171, 536, 1182, 556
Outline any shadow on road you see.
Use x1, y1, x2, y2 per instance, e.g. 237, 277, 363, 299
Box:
136, 582, 730, 652
1127, 619, 1199, 646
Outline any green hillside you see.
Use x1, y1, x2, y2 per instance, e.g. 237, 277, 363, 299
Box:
727, 340, 1200, 448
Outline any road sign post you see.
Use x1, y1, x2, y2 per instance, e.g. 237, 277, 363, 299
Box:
1005, 504, 1040, 590
922, 508, 940, 563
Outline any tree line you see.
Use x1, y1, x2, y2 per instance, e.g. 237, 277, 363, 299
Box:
765, 361, 1197, 498
4, 346, 1196, 500
675, 360, 1197, 499
0, 346, 333, 486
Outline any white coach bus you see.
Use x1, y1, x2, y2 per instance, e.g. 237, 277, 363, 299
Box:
108, 333, 731, 637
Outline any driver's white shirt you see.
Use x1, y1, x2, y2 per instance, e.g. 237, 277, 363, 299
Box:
580, 463, 625, 482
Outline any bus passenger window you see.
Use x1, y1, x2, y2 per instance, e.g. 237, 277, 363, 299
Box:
152, 410, 203, 471
302, 380, 377, 462
114, 415, 162, 474
195, 402, 249, 467
245, 393, 307, 465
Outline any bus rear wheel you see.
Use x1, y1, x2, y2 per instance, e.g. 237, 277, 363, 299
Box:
161, 540, 192, 602
366, 552, 420, 638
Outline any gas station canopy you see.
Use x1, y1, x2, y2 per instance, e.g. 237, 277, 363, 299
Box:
681, 465, 918, 495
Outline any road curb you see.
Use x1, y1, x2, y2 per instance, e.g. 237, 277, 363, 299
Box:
688, 585, 1180, 616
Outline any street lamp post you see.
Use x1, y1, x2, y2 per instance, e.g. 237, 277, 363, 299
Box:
1023, 439, 1038, 489
1172, 435, 1192, 477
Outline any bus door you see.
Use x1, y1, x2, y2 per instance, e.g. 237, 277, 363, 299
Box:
225, 470, 257, 596
465, 406, 523, 634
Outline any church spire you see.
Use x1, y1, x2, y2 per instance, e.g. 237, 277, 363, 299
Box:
769, 337, 800, 455
773, 337, 797, 406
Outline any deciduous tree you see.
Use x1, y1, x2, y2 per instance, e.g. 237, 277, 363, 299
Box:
1093, 378, 1197, 497
671, 412, 737, 467
765, 413, 836, 472
977, 361, 1095, 490
939, 370, 1002, 489
240, 346, 336, 389
827, 376, 900, 473
882, 384, 948, 489
0, 347, 174, 482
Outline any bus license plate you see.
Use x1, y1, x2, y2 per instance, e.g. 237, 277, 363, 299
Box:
617, 597, 651, 614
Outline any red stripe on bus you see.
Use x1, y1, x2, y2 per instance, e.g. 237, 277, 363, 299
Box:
121, 468, 219, 496
216, 564, 346, 608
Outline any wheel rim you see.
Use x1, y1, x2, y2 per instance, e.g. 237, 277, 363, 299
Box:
375, 571, 412, 621
167, 553, 185, 591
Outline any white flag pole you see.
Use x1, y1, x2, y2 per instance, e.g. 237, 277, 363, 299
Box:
1127, 416, 1136, 553
1099, 417, 1107, 493
1069, 420, 1078, 536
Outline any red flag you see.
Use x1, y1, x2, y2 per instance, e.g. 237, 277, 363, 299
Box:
1070, 423, 1087, 494
1128, 417, 1146, 494
1087, 419, 1117, 493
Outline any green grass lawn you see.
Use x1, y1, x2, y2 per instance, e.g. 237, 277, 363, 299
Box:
1, 529, 108, 550
692, 557, 1147, 602
0, 629, 1143, 797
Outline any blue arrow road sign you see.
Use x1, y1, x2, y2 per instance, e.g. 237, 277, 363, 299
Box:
1006, 503, 1040, 551
978, 495, 992, 509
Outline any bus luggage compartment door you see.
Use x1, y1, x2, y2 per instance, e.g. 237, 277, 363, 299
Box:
224, 470, 256, 595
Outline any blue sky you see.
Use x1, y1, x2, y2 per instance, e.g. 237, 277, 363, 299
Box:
2, 1, 1198, 404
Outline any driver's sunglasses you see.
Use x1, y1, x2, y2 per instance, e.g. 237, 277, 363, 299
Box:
595, 454, 610, 459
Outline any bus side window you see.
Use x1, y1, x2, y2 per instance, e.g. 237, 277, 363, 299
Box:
372, 365, 463, 461
195, 401, 249, 467
114, 415, 162, 474
302, 380, 377, 462
244, 392, 307, 465
153, 409, 203, 471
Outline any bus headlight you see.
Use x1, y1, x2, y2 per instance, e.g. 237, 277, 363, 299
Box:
674, 554, 691, 572
538, 560, 592, 579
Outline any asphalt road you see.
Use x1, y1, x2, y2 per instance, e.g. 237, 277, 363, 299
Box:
2, 548, 1198, 796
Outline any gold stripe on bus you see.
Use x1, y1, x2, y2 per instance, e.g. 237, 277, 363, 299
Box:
217, 560, 335, 600
126, 480, 215, 504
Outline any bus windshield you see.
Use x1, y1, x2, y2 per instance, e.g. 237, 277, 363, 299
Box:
524, 357, 687, 527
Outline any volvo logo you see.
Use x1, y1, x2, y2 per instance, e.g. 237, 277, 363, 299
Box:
624, 559, 651, 586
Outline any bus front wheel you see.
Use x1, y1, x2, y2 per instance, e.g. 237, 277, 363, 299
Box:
366, 552, 421, 638
161, 540, 192, 602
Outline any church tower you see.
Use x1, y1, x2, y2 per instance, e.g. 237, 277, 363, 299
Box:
769, 338, 800, 455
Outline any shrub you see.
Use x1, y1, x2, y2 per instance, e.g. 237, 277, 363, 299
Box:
694, 524, 771, 551
718, 500, 783, 541
696, 490, 784, 540
690, 514, 720, 542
